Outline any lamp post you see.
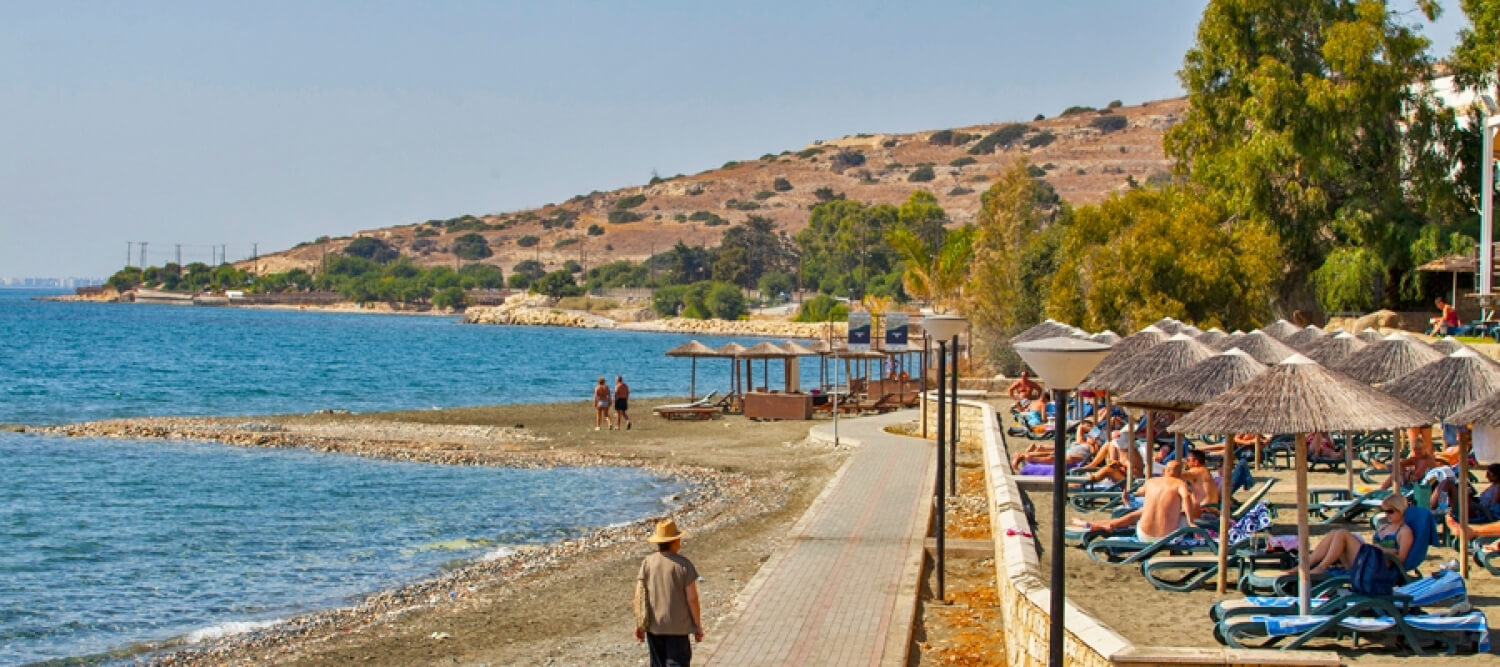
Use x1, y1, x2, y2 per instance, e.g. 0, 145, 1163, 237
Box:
920, 314, 968, 602
1013, 336, 1112, 667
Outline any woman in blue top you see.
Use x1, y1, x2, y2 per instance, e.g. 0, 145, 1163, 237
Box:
1305, 494, 1414, 575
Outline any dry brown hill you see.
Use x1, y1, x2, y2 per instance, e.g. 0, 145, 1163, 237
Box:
248, 97, 1186, 276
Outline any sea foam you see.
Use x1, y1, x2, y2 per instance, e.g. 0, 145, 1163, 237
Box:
186, 619, 282, 643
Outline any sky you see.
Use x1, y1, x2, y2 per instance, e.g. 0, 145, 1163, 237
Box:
0, 1, 1472, 279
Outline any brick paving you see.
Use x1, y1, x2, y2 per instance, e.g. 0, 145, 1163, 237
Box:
703, 410, 935, 667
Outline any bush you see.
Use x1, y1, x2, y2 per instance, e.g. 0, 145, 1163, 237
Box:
882, 138, 898, 148
758, 272, 794, 300
829, 149, 866, 171
728, 199, 760, 211
703, 215, 730, 226
534, 270, 582, 297
753, 190, 776, 200
772, 177, 792, 191
722, 160, 741, 169
796, 147, 824, 158
608, 210, 643, 224
1033, 113, 1046, 121
1061, 105, 1096, 116
615, 194, 647, 209
344, 237, 399, 263
541, 210, 578, 229
458, 263, 505, 289
949, 156, 977, 167
562, 259, 582, 273
813, 187, 842, 202
1091, 115, 1128, 133
907, 166, 936, 182
969, 124, 1030, 155
431, 286, 467, 309
706, 283, 746, 320
652, 284, 689, 317
792, 294, 848, 322
1107, 99, 1123, 108
554, 237, 578, 248
413, 227, 439, 238
516, 235, 540, 248
512, 259, 546, 283
587, 224, 605, 236
948, 186, 975, 196
1026, 164, 1047, 178
451, 233, 492, 260
928, 129, 977, 146
1024, 131, 1056, 149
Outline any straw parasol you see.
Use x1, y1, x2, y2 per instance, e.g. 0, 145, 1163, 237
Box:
1152, 317, 1185, 334
1305, 331, 1367, 368
1086, 333, 1217, 396
1356, 328, 1385, 344
1012, 320, 1080, 344
1116, 347, 1268, 593
1431, 337, 1466, 355
666, 340, 720, 401
1080, 326, 1170, 389
1260, 319, 1299, 341
1283, 325, 1327, 353
1171, 354, 1433, 612
717, 342, 748, 394
781, 341, 820, 357
1221, 330, 1299, 365
1331, 332, 1444, 386
1193, 327, 1229, 349
1179, 324, 1203, 337
741, 342, 792, 392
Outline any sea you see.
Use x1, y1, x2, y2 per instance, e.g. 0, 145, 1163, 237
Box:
0, 289, 812, 665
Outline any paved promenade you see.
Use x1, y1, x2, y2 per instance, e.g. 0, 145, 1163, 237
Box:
702, 410, 935, 667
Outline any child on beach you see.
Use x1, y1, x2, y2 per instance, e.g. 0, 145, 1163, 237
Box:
594, 377, 612, 431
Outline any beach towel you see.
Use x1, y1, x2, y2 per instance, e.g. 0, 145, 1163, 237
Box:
1256, 611, 1490, 652
1226, 502, 1273, 547
1241, 570, 1467, 610
1018, 461, 1079, 476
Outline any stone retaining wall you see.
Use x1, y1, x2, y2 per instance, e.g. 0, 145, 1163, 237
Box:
924, 395, 1341, 665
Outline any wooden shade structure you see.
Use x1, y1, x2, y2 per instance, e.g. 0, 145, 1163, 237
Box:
1283, 325, 1328, 353
1171, 355, 1433, 612
1222, 330, 1298, 365
1080, 326, 1170, 388
741, 341, 793, 392
1305, 331, 1367, 368
1332, 332, 1444, 386
717, 342, 748, 395
666, 340, 721, 401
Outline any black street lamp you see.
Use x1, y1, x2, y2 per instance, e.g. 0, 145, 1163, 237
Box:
920, 314, 967, 602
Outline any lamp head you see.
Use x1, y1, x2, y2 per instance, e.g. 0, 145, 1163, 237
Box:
1013, 336, 1112, 391
920, 314, 968, 341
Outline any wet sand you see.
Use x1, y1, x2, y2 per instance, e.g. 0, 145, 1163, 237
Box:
34, 399, 850, 666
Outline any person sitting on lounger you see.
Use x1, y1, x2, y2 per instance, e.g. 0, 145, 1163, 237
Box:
1008, 371, 1043, 411
1076, 429, 1142, 486
1308, 432, 1342, 460
1179, 449, 1220, 512
1431, 462, 1500, 524
1135, 461, 1199, 542
1305, 494, 1414, 575
1430, 296, 1460, 336
1378, 428, 1440, 490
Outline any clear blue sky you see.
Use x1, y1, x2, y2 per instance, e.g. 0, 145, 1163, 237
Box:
0, 1, 1469, 278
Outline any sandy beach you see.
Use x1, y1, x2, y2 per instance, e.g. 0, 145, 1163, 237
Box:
34, 399, 851, 665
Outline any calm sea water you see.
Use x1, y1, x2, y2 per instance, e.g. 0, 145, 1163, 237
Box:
0, 289, 809, 664
0, 289, 815, 425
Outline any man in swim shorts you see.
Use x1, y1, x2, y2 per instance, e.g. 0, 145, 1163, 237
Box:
614, 375, 632, 431
1135, 461, 1198, 542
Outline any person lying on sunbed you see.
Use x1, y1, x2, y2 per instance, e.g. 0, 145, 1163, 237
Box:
1073, 430, 1143, 486
1070, 461, 1199, 540
1179, 450, 1220, 513
1305, 495, 1414, 575
1012, 419, 1098, 470
1307, 432, 1342, 460
1431, 462, 1500, 525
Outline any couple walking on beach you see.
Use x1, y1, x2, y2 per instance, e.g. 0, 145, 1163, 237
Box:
635, 519, 704, 667
594, 375, 631, 431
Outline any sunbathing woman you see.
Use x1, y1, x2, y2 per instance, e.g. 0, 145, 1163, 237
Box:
1378, 427, 1439, 490
1013, 422, 1098, 470
1305, 495, 1414, 575
1307, 432, 1342, 460
1011, 417, 1094, 469
1076, 430, 1142, 486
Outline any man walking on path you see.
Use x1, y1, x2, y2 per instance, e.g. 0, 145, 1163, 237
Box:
614, 375, 632, 430
594, 377, 612, 431
635, 519, 703, 667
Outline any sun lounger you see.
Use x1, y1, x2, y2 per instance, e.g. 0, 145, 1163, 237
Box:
1313, 488, 1393, 524
652, 391, 720, 413
1239, 506, 1437, 596
1088, 502, 1273, 566
1210, 570, 1467, 624
654, 406, 719, 421
1219, 601, 1489, 655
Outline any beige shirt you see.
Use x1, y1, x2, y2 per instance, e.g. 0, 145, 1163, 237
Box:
637, 551, 699, 635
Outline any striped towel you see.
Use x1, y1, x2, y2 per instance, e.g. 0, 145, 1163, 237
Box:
1241, 571, 1467, 610
1405, 612, 1491, 652
1257, 610, 1490, 652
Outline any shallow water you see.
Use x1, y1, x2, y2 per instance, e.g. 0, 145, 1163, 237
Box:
0, 432, 683, 665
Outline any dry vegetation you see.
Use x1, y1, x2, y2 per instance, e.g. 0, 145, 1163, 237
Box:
248, 99, 1185, 277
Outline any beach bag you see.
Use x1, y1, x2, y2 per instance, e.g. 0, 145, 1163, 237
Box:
1349, 543, 1398, 596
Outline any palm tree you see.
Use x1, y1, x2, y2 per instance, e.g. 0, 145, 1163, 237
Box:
885, 225, 973, 312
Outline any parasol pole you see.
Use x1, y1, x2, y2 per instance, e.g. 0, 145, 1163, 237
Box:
1344, 431, 1354, 496
1145, 412, 1156, 480
691, 357, 697, 401
1296, 432, 1312, 614
1461, 425, 1472, 579
1393, 428, 1405, 491
1217, 431, 1233, 594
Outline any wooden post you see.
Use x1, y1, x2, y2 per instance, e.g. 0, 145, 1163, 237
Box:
1461, 427, 1472, 579
1145, 412, 1156, 480
690, 357, 697, 401
1393, 428, 1405, 490
1296, 433, 1312, 614
1344, 431, 1354, 495
1217, 433, 1234, 594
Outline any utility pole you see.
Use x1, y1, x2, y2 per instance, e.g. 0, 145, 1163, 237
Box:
126, 241, 133, 268
175, 244, 182, 268
139, 242, 148, 269
252, 243, 258, 275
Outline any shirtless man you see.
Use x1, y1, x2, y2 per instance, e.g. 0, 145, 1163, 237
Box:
1179, 450, 1220, 512
1079, 429, 1139, 486
1134, 461, 1199, 541
1379, 427, 1439, 490
1008, 370, 1043, 411
613, 375, 632, 431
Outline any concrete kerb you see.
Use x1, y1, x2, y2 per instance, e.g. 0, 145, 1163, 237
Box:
969, 398, 1341, 666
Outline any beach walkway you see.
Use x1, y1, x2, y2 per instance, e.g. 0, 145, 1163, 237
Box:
702, 410, 934, 667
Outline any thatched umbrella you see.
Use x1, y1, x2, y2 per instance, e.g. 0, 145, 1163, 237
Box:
1117, 348, 1268, 593
1284, 325, 1328, 353
1194, 327, 1228, 349
1260, 319, 1299, 341
781, 341, 820, 357
1333, 332, 1444, 385
1431, 337, 1466, 355
1090, 330, 1121, 345
1305, 331, 1367, 368
1152, 317, 1185, 334
666, 340, 719, 401
1222, 330, 1298, 365
1089, 332, 1216, 478
1012, 320, 1080, 345
741, 342, 793, 392
1080, 326, 1171, 477
717, 342, 748, 395
1380, 347, 1500, 577
1179, 324, 1204, 338
1357, 328, 1385, 344
1171, 354, 1433, 612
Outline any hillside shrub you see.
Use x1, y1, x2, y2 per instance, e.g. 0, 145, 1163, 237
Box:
792, 294, 848, 322
882, 138, 898, 148
344, 237, 399, 263
615, 194, 647, 209
1024, 131, 1056, 149
722, 160, 741, 169
413, 227, 438, 238
542, 210, 578, 229
772, 177, 792, 191
796, 147, 824, 159
1033, 113, 1046, 121
1091, 115, 1128, 133
928, 129, 977, 146
1026, 164, 1046, 178
829, 149, 866, 171
586, 224, 604, 236
703, 215, 730, 226
562, 259, 582, 273
1061, 105, 1096, 116
452, 233, 493, 260
948, 186, 975, 196
968, 124, 1030, 155
1107, 99, 1123, 108
608, 210, 643, 224
753, 190, 776, 200
517, 235, 540, 248
554, 238, 578, 248
949, 156, 978, 167
907, 166, 936, 182
728, 199, 760, 211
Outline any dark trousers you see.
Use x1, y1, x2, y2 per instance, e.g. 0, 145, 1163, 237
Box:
646, 632, 692, 667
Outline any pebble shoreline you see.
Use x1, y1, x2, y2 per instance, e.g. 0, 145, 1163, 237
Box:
28, 416, 795, 666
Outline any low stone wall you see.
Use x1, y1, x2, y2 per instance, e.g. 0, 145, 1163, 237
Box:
925, 395, 1341, 665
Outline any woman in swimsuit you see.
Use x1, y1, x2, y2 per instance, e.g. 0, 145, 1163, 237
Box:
593, 377, 612, 431
1305, 495, 1414, 574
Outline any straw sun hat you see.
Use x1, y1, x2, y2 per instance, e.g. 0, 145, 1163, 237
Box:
648, 519, 685, 543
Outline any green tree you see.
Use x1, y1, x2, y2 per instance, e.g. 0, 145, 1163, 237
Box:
795, 199, 900, 300
344, 237, 399, 263
706, 282, 747, 320
1164, 0, 1459, 312
511, 260, 546, 284
458, 263, 506, 289
452, 233, 492, 261
432, 286, 467, 309
758, 272, 794, 300
717, 216, 795, 288
107, 266, 143, 291
886, 224, 973, 310
792, 295, 849, 322
534, 270, 583, 297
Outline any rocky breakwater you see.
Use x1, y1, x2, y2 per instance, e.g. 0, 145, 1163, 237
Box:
463, 293, 618, 329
